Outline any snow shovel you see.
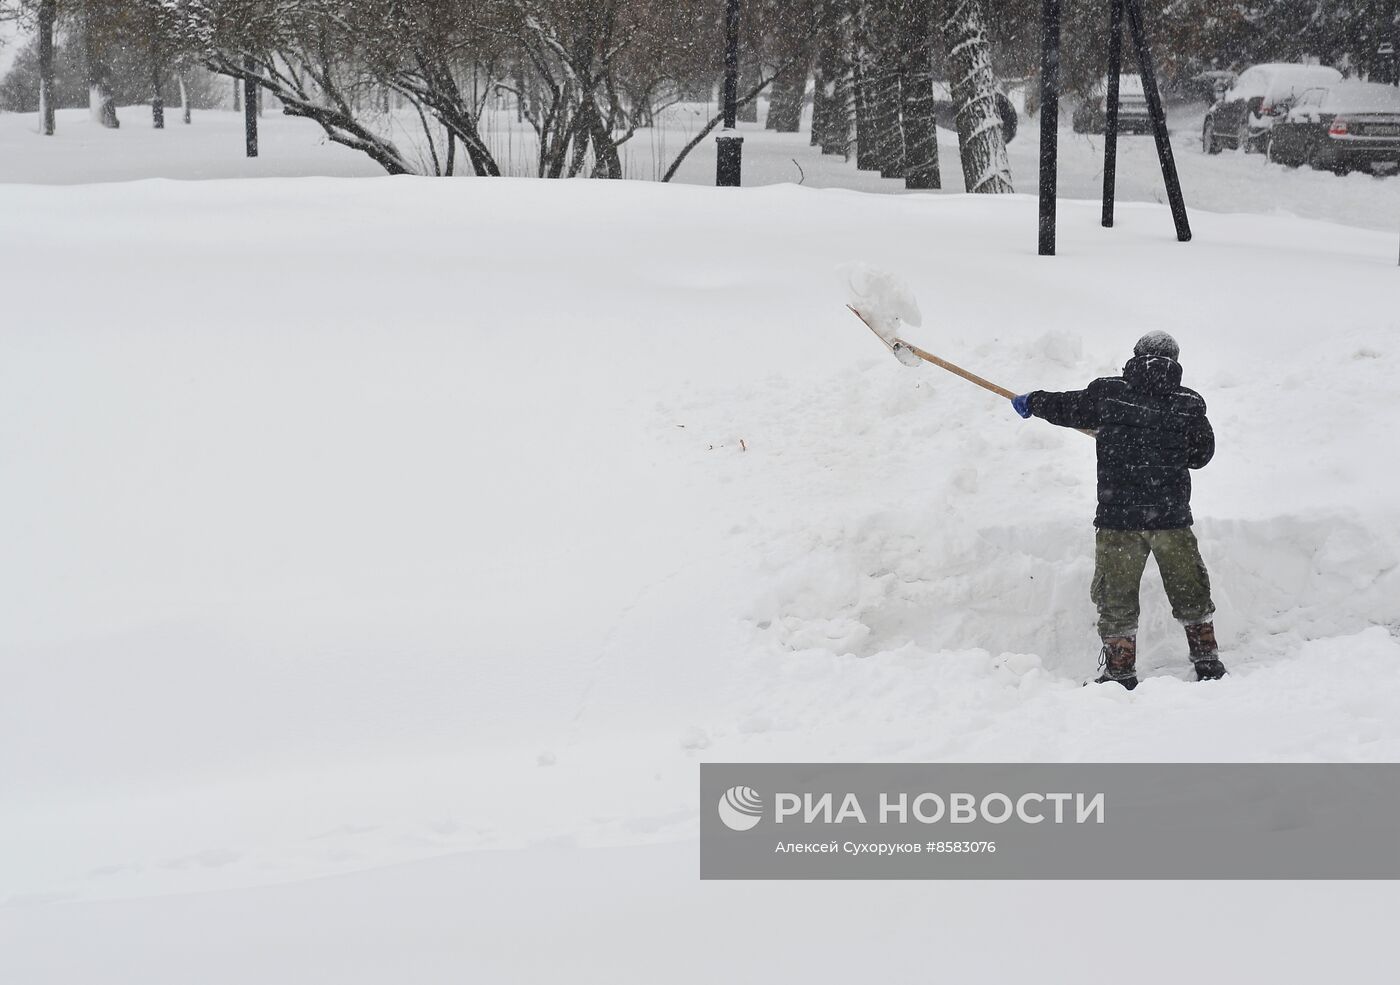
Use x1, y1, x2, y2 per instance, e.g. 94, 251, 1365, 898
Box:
846, 304, 1096, 439
847, 304, 1015, 398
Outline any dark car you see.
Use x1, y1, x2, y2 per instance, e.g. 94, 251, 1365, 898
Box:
1202, 63, 1342, 153
1268, 82, 1400, 174
1072, 74, 1151, 134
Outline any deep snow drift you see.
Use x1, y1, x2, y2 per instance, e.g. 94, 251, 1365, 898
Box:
2, 178, 1399, 982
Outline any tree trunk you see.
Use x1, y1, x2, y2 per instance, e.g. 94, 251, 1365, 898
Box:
738, 59, 760, 123
584, 98, 622, 179
179, 75, 191, 124
83, 0, 119, 129
850, 0, 879, 170
233, 77, 241, 112
941, 0, 1012, 193
898, 0, 940, 189
814, 0, 852, 155
244, 56, 258, 157
766, 55, 809, 132
150, 25, 165, 129
37, 0, 56, 135
567, 105, 591, 177
866, 1, 903, 178
874, 52, 903, 177
810, 53, 828, 146
764, 73, 783, 129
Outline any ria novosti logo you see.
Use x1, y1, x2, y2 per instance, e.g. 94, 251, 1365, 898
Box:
717, 785, 764, 831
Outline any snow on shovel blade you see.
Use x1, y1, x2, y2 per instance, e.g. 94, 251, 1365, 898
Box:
891, 340, 923, 367
841, 263, 924, 367
846, 305, 924, 367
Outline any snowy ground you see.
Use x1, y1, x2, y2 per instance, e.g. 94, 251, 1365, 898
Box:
4, 176, 1400, 980
3, 124, 1400, 980
4, 101, 1400, 232
0, 105, 382, 181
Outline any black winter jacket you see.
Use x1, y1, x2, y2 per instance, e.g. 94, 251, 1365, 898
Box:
1027, 354, 1214, 530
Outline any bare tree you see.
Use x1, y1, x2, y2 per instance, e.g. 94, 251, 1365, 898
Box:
168, 0, 796, 181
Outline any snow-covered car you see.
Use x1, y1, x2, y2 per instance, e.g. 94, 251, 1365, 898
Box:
1267, 81, 1400, 174
1190, 69, 1238, 104
1072, 74, 1151, 134
1202, 62, 1343, 154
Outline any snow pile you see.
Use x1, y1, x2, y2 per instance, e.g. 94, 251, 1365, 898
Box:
2, 178, 1400, 981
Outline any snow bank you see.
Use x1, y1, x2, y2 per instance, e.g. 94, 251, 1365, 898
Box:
2, 178, 1399, 980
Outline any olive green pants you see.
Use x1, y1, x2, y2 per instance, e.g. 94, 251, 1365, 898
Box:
1091, 528, 1214, 638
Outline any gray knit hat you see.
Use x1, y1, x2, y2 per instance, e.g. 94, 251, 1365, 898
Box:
1134, 330, 1179, 361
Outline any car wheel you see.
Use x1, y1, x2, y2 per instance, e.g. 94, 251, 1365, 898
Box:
1265, 135, 1295, 167
1305, 144, 1328, 171
1202, 119, 1219, 154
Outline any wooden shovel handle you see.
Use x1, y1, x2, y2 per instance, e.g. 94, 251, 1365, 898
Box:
896, 338, 1098, 439
894, 340, 1018, 400
844, 304, 1094, 437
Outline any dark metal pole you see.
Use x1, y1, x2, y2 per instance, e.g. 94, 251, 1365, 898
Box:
243, 55, 259, 158
1038, 0, 1060, 255
1124, 0, 1190, 241
1101, 0, 1124, 227
38, 0, 56, 136
716, 0, 743, 186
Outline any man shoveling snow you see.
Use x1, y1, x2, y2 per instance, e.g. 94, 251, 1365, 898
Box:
1011, 332, 1226, 689
843, 272, 1224, 688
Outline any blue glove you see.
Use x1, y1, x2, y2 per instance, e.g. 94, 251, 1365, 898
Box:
1012, 393, 1033, 419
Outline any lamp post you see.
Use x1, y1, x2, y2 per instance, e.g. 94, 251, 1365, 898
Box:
716, 0, 743, 186
1038, 0, 1060, 255
244, 55, 259, 158
1043, 0, 1189, 254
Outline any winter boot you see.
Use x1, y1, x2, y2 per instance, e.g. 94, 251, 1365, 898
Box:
1185, 621, 1227, 681
1093, 635, 1138, 690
